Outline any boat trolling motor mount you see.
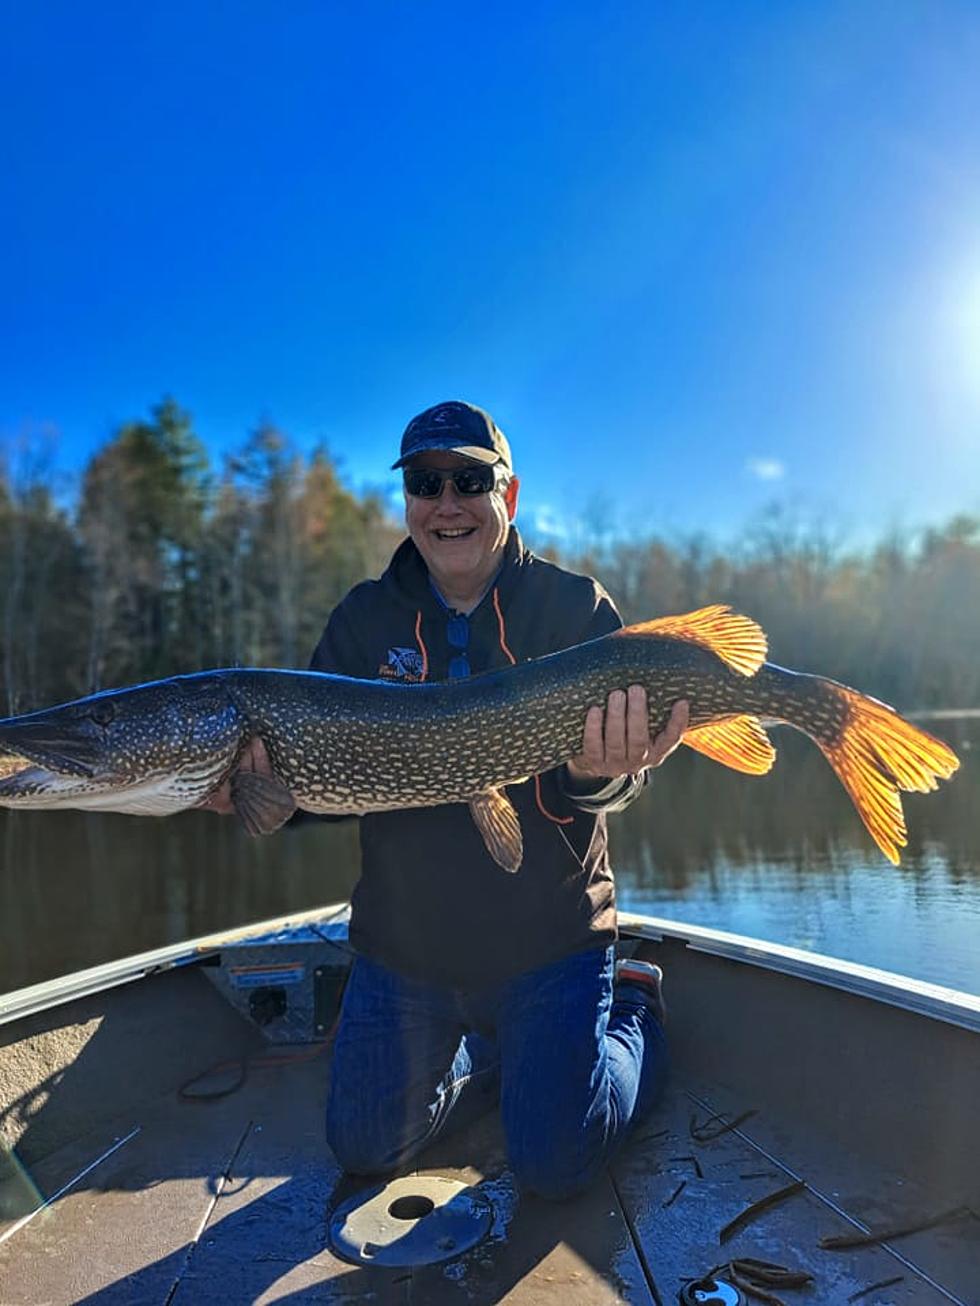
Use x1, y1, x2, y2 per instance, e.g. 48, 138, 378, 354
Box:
679, 1278, 747, 1306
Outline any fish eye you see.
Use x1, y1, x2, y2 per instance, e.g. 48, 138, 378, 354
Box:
88, 700, 116, 728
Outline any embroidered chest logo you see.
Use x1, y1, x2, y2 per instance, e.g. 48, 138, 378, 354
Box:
378, 646, 425, 681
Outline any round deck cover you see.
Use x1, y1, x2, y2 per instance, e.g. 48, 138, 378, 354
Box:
328, 1174, 493, 1267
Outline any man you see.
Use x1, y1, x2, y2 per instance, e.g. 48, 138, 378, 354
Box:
211, 401, 687, 1200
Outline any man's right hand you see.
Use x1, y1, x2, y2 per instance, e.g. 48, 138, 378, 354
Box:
197, 736, 272, 814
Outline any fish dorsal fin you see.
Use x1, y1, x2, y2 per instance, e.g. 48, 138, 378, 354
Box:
684, 715, 776, 775
615, 605, 767, 676
469, 788, 524, 873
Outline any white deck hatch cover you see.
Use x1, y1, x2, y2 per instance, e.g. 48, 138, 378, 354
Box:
328, 1175, 493, 1267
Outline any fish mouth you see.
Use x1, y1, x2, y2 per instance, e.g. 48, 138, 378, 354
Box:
0, 731, 230, 812
0, 752, 34, 781
0, 717, 106, 778
0, 699, 117, 801
0, 730, 127, 805
0, 760, 100, 804
0, 756, 221, 813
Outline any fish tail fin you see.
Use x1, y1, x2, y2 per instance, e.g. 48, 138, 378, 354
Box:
812, 685, 960, 864
615, 605, 767, 676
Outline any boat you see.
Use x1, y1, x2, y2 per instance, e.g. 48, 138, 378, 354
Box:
1, 904, 977, 1304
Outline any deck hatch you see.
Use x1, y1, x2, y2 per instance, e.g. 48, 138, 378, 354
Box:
328, 1175, 493, 1267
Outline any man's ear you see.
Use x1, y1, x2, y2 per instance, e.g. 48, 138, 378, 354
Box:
503, 475, 520, 522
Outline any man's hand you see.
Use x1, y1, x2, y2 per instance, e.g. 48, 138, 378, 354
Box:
566, 689, 689, 784
197, 736, 272, 814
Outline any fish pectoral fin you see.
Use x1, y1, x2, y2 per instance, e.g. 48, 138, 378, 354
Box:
231, 769, 297, 837
469, 789, 524, 873
683, 715, 776, 775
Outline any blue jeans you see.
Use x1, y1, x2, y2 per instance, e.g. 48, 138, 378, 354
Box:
325, 945, 668, 1200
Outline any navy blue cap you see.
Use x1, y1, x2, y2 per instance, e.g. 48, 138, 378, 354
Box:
392, 401, 512, 471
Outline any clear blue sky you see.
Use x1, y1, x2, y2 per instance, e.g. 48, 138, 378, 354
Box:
2, 2, 979, 543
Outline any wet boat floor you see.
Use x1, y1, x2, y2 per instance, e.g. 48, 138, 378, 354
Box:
1, 1047, 977, 1305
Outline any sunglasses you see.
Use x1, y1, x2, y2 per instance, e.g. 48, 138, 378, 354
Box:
403, 465, 502, 498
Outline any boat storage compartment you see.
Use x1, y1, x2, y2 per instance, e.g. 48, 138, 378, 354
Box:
203, 921, 351, 1043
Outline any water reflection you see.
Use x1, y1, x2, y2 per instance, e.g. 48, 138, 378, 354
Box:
1, 721, 976, 997
0, 815, 360, 994
612, 721, 980, 994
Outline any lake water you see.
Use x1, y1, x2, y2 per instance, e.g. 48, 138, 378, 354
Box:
1, 717, 977, 998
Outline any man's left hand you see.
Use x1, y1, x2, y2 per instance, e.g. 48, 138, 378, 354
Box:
566, 689, 689, 784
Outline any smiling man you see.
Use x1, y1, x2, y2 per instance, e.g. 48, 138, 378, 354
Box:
309, 400, 688, 1199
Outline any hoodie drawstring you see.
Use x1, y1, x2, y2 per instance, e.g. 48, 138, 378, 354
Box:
414, 610, 428, 682
492, 587, 517, 667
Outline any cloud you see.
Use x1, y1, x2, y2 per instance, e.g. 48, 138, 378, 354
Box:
746, 457, 786, 481
528, 503, 571, 539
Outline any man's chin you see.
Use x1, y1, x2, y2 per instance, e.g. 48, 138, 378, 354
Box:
429, 554, 479, 580
424, 538, 482, 567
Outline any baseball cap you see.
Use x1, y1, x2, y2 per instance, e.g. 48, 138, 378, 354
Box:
392, 401, 513, 471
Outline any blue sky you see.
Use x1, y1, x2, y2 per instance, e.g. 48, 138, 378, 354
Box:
2, 2, 979, 543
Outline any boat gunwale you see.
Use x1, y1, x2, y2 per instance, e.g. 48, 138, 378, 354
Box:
0, 901, 351, 1029
619, 910, 980, 1034
2, 903, 978, 1035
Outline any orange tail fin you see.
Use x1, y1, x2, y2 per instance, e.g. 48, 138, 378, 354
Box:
816, 688, 960, 864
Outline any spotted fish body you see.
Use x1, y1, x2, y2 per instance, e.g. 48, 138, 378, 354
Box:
0, 607, 959, 869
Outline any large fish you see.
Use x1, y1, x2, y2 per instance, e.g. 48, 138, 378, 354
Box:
0, 607, 959, 871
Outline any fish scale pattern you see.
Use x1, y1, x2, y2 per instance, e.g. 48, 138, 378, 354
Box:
0, 610, 959, 865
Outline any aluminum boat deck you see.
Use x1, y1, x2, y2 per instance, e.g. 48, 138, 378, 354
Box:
1, 907, 978, 1304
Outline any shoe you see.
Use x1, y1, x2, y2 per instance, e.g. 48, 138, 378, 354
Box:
614, 956, 667, 1026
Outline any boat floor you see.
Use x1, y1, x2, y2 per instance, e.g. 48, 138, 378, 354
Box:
2, 1034, 976, 1304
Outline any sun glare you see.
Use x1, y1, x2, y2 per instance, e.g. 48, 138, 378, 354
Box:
944, 254, 980, 407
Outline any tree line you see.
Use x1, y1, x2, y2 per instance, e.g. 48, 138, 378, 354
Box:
2, 399, 977, 714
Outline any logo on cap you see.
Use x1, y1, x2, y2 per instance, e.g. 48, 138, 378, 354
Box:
392, 400, 512, 470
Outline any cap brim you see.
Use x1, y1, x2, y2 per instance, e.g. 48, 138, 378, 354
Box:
392, 440, 501, 470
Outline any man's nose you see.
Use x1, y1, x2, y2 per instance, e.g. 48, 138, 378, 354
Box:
434, 482, 466, 509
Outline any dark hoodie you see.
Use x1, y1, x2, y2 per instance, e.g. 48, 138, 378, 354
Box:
310, 527, 645, 989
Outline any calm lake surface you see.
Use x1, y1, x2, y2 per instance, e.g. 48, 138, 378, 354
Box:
1, 717, 977, 997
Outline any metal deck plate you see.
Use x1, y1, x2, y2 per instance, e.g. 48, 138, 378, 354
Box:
328, 1174, 493, 1267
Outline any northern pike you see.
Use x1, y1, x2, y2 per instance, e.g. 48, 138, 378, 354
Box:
0, 607, 959, 870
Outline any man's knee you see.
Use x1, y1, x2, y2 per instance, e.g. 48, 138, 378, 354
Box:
325, 1082, 403, 1175
326, 1102, 410, 1175
326, 1121, 393, 1176
326, 1072, 446, 1176
509, 1138, 605, 1202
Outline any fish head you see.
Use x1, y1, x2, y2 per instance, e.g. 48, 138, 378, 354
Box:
0, 674, 246, 813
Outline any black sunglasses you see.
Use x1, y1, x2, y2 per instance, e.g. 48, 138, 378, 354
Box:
403, 465, 501, 498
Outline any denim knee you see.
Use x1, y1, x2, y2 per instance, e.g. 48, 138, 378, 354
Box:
509, 1138, 605, 1202
326, 1127, 394, 1176
325, 1085, 402, 1175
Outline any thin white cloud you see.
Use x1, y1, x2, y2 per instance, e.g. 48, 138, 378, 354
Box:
528, 503, 571, 539
746, 457, 786, 481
